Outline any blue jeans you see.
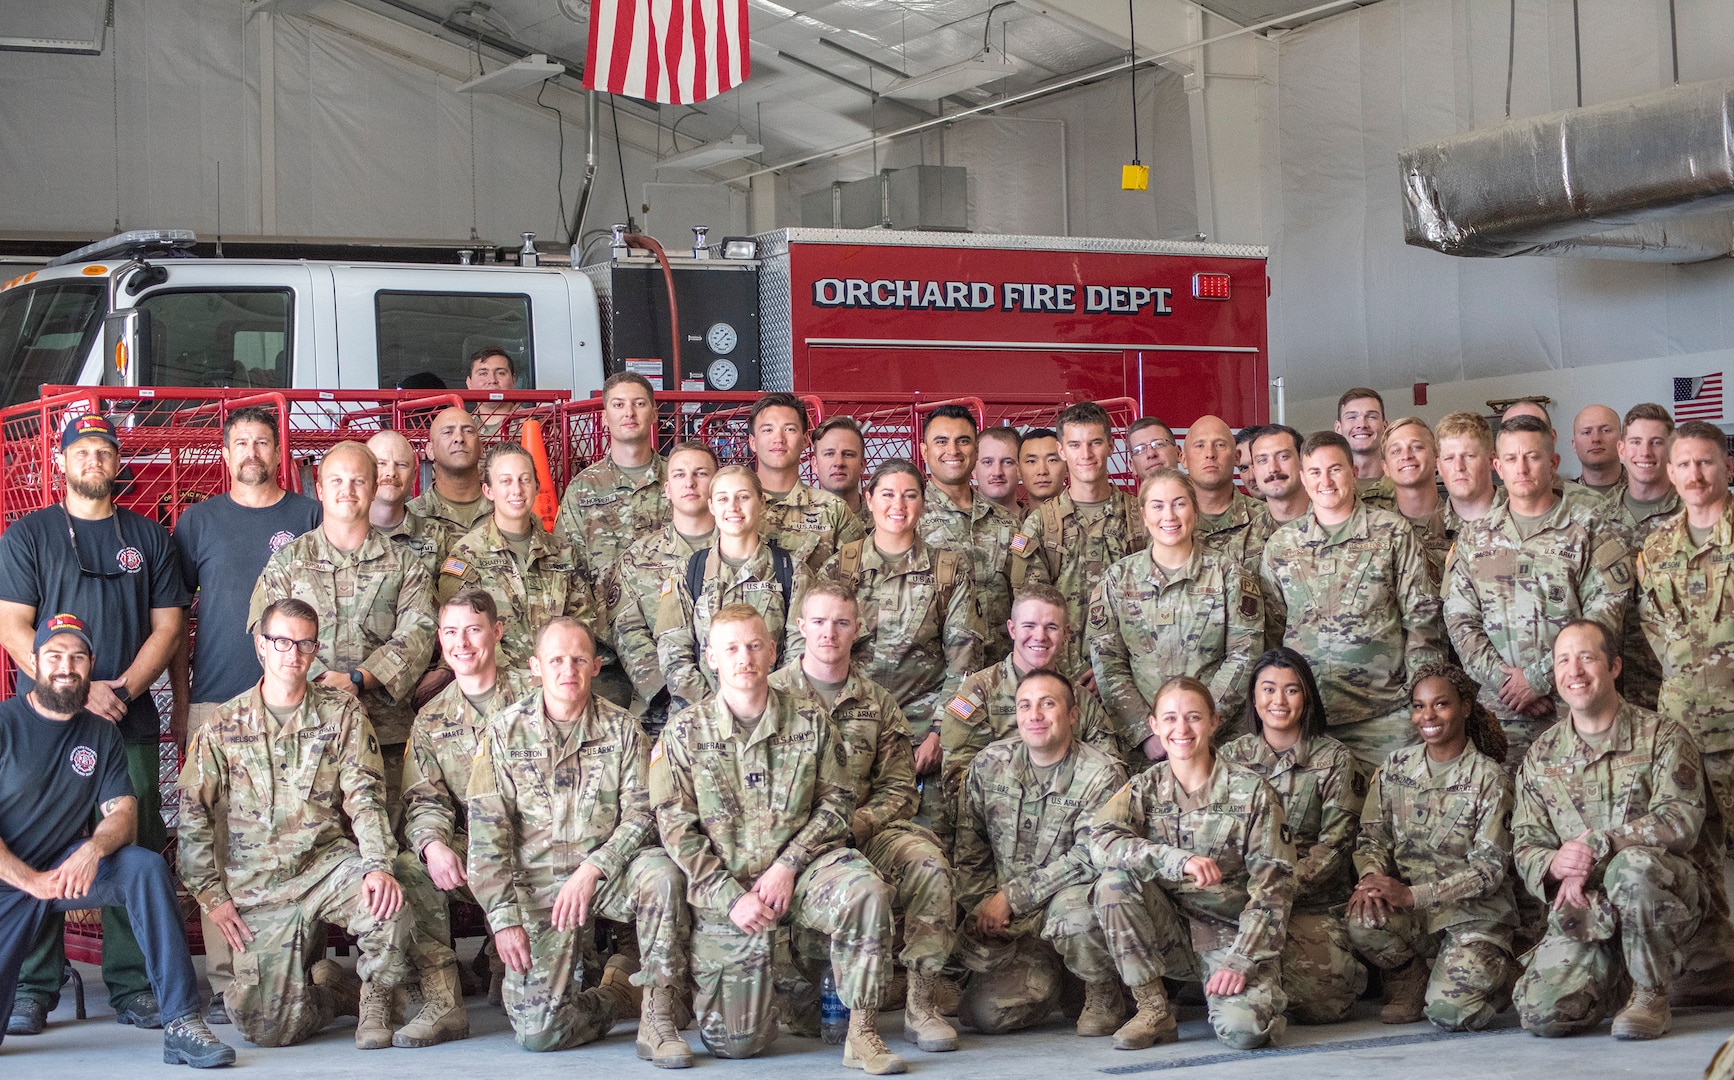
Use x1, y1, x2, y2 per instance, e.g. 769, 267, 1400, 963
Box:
0, 843, 200, 1041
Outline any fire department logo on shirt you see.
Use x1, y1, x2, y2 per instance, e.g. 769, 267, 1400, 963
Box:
116, 546, 143, 573
70, 745, 97, 777
268, 530, 296, 553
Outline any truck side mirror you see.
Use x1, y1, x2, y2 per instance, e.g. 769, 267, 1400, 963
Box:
101, 307, 151, 387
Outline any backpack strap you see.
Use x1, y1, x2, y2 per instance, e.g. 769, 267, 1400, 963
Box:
934, 548, 959, 590
836, 538, 865, 584
683, 548, 710, 602
769, 542, 795, 613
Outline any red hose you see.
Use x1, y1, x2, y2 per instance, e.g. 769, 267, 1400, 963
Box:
622, 233, 681, 376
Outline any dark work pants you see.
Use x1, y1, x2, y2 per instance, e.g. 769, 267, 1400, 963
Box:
14, 743, 161, 1012
0, 844, 200, 1043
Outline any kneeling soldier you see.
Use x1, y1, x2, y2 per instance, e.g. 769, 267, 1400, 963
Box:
651, 606, 903, 1073
467, 617, 693, 1064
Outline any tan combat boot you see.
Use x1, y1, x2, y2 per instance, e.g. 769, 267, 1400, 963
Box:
842, 1009, 907, 1075
1379, 958, 1429, 1024
636, 984, 695, 1069
599, 954, 645, 1018
1611, 985, 1671, 1040
393, 962, 469, 1047
311, 960, 362, 1017
1114, 980, 1179, 1050
902, 969, 959, 1052
355, 979, 396, 1049
1077, 979, 1125, 1037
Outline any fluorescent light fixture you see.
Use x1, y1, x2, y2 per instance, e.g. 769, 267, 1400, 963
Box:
456, 54, 566, 94
658, 133, 765, 171
245, 0, 328, 16
882, 49, 1018, 100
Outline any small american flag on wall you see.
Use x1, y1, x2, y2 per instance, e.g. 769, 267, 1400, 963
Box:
1674, 373, 1725, 421
585, 0, 750, 105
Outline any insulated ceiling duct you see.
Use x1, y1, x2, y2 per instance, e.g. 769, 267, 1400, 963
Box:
1400, 79, 1734, 263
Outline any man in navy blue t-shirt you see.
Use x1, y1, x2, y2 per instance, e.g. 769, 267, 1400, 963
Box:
0, 614, 233, 1067
0, 413, 190, 1034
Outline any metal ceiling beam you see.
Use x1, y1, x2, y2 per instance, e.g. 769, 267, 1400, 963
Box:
774, 50, 941, 119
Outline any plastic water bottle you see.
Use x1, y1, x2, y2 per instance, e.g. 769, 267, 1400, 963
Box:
820, 969, 848, 1044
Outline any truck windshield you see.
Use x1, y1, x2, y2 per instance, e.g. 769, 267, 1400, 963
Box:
0, 281, 105, 408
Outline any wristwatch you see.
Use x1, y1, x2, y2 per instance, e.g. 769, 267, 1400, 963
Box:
112, 684, 132, 706
349, 670, 366, 692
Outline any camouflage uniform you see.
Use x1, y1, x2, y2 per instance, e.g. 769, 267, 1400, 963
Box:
1350, 743, 1519, 1031
772, 663, 955, 975
1090, 759, 1296, 1049
1608, 481, 1682, 710
1511, 703, 1711, 1035
407, 488, 492, 539
1012, 491, 1146, 673
396, 669, 534, 952
939, 654, 1131, 851
177, 685, 423, 1047
554, 455, 670, 588
1401, 504, 1453, 596
608, 525, 709, 711
654, 539, 811, 707
648, 688, 893, 1059
1640, 499, 1734, 816
920, 483, 1017, 665
380, 508, 452, 580
1358, 475, 1397, 510
1444, 493, 1634, 770
1220, 732, 1365, 1024
249, 526, 437, 752
821, 537, 983, 740
1197, 489, 1277, 571
1260, 503, 1445, 768
1088, 546, 1264, 737
953, 736, 1125, 1034
761, 481, 866, 574
435, 518, 601, 672
467, 689, 689, 1051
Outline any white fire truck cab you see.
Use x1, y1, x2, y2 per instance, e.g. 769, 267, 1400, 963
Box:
0, 230, 606, 408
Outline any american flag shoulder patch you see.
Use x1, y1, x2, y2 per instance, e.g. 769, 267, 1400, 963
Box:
660, 577, 675, 597
650, 738, 666, 764
946, 696, 976, 720
1009, 533, 1031, 554
441, 557, 469, 576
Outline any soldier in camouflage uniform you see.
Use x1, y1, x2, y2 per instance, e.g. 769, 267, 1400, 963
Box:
1012, 403, 1146, 673
1382, 418, 1452, 593
555, 372, 671, 587
609, 442, 718, 736
1335, 387, 1389, 491
1220, 649, 1365, 1025
1349, 663, 1518, 1032
953, 669, 1127, 1037
1260, 432, 1444, 769
1091, 675, 1295, 1050
407, 407, 492, 537
812, 415, 870, 522
919, 404, 1017, 665
368, 430, 452, 579
396, 588, 532, 1011
178, 599, 435, 1049
1511, 621, 1714, 1040
1436, 412, 1500, 542
749, 393, 865, 573
1607, 403, 1680, 710
1184, 415, 1276, 570
649, 606, 905, 1073
823, 460, 983, 826
248, 441, 437, 812
466, 617, 693, 1063
1089, 468, 1263, 740
772, 580, 960, 1053
1248, 424, 1311, 527
655, 466, 809, 709
1444, 415, 1634, 771
435, 443, 601, 671
942, 584, 1131, 849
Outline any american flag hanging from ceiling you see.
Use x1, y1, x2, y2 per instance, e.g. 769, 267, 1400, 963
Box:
1673, 373, 1725, 422
584, 0, 751, 105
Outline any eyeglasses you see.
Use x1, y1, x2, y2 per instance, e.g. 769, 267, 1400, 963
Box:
1129, 439, 1175, 454
259, 634, 319, 655
62, 505, 128, 580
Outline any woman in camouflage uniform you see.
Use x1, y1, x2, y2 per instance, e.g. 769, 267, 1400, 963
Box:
821, 459, 982, 812
654, 465, 808, 710
1091, 676, 1297, 1051
1219, 648, 1365, 1024
1349, 662, 1518, 1031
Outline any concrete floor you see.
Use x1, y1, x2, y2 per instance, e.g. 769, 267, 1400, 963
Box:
3, 953, 1731, 1079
